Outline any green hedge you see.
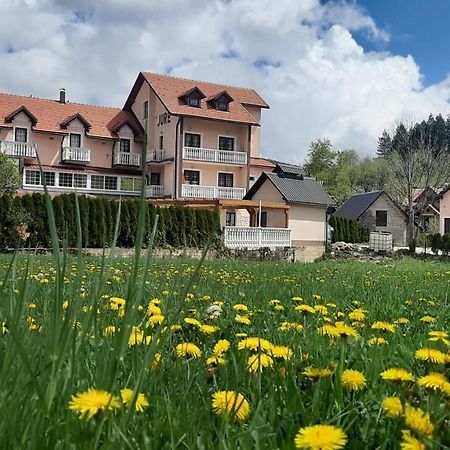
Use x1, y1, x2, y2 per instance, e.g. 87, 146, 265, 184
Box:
329, 215, 370, 243
0, 194, 221, 249
419, 233, 450, 255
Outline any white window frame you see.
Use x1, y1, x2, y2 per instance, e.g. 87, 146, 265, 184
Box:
69, 132, 83, 148
217, 134, 236, 152
13, 125, 30, 143
217, 171, 235, 188
119, 138, 132, 153
183, 168, 201, 185
183, 131, 203, 149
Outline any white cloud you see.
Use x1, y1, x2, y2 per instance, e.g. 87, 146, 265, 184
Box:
0, 0, 449, 163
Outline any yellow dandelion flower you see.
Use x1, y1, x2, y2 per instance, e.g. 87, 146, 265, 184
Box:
150, 353, 161, 370
368, 337, 388, 345
420, 315, 436, 323
395, 317, 410, 325
207, 355, 226, 366
238, 337, 272, 352
348, 310, 366, 321
128, 327, 151, 346
296, 304, 316, 314
211, 391, 250, 422
269, 345, 293, 360
213, 339, 230, 356
404, 404, 434, 436
274, 305, 284, 311
184, 317, 201, 327
269, 299, 281, 305
319, 324, 340, 337
303, 367, 333, 379
428, 331, 450, 346
146, 314, 164, 328
334, 323, 358, 338
417, 372, 450, 392
199, 324, 219, 334
382, 396, 403, 418
233, 303, 249, 312
371, 321, 396, 333
176, 342, 202, 358
291, 296, 303, 301
400, 430, 425, 450
294, 424, 347, 450
314, 305, 328, 315
415, 348, 446, 364
120, 388, 149, 412
110, 296, 126, 310
341, 369, 367, 391
169, 324, 182, 332
103, 325, 116, 336
380, 368, 415, 382
68, 389, 120, 420
247, 353, 274, 372
279, 322, 304, 332
147, 304, 162, 316
235, 314, 251, 325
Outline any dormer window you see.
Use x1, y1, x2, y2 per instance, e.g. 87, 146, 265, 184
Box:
120, 138, 131, 153
216, 99, 229, 111
207, 91, 233, 112
188, 96, 200, 107
179, 87, 206, 108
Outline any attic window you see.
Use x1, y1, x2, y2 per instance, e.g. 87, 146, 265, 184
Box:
186, 92, 202, 108
216, 99, 229, 111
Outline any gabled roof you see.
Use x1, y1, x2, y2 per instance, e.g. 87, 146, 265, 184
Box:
245, 172, 335, 207
0, 92, 142, 139
274, 162, 307, 178
334, 191, 384, 219
60, 113, 91, 130
5, 105, 38, 125
125, 72, 268, 126
206, 90, 234, 102
178, 86, 206, 99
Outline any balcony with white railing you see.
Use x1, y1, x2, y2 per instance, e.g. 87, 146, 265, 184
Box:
113, 151, 141, 167
183, 146, 247, 165
224, 226, 292, 249
146, 149, 166, 163
62, 146, 91, 163
146, 185, 165, 198
182, 184, 246, 200
0, 141, 37, 158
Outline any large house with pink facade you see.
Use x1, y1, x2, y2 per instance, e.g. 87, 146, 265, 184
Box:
0, 72, 335, 259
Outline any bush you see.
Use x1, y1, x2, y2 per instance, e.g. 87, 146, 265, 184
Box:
0, 194, 221, 250
330, 215, 369, 244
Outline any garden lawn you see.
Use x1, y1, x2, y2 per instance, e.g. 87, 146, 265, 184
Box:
0, 255, 449, 449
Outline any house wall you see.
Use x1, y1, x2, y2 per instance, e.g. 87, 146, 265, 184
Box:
244, 106, 261, 158
358, 193, 407, 246
439, 189, 450, 235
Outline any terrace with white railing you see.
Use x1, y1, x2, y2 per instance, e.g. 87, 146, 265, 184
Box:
146, 149, 166, 163
223, 226, 292, 249
145, 185, 165, 198
182, 184, 246, 200
62, 146, 91, 163
183, 146, 247, 165
0, 141, 37, 158
113, 151, 141, 167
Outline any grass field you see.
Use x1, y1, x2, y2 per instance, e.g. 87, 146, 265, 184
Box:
0, 254, 449, 449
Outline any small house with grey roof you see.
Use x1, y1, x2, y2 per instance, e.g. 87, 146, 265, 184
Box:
244, 167, 335, 260
334, 191, 408, 246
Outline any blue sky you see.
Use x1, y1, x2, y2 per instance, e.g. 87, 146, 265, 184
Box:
352, 0, 450, 86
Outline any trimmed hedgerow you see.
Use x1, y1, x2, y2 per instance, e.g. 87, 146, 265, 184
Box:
0, 194, 220, 249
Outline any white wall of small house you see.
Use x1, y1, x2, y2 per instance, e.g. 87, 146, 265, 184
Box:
289, 204, 327, 245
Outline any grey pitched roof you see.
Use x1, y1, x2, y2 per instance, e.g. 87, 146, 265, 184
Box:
274, 162, 307, 177
334, 191, 384, 219
245, 172, 335, 206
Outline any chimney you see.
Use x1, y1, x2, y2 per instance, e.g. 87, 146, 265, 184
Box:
59, 88, 66, 104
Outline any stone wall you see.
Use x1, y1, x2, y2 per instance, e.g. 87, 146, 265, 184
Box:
358, 193, 407, 246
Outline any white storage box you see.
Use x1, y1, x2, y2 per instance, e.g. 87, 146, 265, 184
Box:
369, 231, 393, 252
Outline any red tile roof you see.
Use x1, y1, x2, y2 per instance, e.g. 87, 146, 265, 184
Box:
141, 72, 269, 126
250, 157, 276, 168
0, 92, 143, 139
